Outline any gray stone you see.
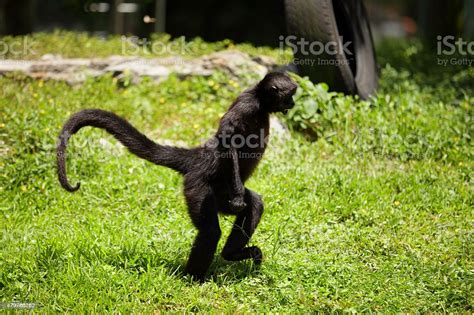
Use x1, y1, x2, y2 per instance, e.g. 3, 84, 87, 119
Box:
0, 51, 279, 84
0, 60, 33, 73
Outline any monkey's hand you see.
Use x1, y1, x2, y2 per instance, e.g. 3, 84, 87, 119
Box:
229, 196, 247, 212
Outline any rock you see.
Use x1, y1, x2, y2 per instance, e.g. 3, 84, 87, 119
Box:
0, 51, 279, 84
29, 59, 91, 72
105, 59, 170, 82
201, 50, 269, 78
40, 54, 63, 61
270, 116, 291, 141
0, 60, 33, 73
252, 55, 278, 69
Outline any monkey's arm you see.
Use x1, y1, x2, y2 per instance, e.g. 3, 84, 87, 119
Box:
219, 117, 248, 212
229, 146, 247, 212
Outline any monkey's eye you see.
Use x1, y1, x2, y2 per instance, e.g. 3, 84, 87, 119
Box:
271, 85, 278, 93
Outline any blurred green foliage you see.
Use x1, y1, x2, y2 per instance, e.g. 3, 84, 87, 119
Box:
284, 39, 473, 162
0, 30, 289, 60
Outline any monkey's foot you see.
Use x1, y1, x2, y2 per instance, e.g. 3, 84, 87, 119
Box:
184, 267, 206, 283
222, 246, 263, 264
249, 246, 263, 265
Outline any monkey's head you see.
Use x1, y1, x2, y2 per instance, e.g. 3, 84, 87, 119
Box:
256, 72, 298, 114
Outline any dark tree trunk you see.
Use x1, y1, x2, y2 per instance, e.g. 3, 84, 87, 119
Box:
3, 0, 34, 35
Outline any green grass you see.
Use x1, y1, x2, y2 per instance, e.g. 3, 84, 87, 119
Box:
0, 30, 287, 60
0, 34, 473, 312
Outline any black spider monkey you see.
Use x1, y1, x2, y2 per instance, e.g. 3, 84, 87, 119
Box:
57, 72, 298, 281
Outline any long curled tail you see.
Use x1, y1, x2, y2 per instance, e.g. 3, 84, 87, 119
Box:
57, 109, 193, 192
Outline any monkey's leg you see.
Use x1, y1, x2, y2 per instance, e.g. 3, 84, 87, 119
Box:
221, 189, 264, 264
184, 179, 221, 281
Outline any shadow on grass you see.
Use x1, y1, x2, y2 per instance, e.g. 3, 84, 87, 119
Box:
168, 257, 263, 284
103, 247, 262, 284
206, 257, 262, 284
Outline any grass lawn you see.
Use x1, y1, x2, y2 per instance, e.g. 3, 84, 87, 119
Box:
1, 33, 473, 312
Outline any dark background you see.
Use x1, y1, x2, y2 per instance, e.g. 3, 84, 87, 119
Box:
0, 0, 473, 44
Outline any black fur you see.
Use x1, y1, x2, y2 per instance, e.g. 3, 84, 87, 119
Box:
57, 72, 298, 280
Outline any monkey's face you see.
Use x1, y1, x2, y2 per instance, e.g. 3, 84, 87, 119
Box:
257, 72, 298, 114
